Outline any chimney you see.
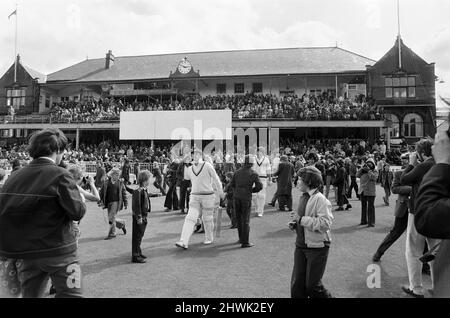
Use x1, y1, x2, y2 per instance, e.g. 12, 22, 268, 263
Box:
105, 50, 114, 69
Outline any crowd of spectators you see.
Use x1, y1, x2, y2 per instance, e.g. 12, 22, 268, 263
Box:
47, 93, 383, 123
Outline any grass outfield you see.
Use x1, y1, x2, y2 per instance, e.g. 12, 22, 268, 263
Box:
75, 183, 431, 298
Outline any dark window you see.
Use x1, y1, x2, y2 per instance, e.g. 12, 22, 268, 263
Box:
252, 82, 263, 93
384, 75, 416, 98
235, 83, 244, 94
6, 88, 26, 109
216, 83, 226, 94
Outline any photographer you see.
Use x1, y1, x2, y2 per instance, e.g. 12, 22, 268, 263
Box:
356, 158, 378, 227
0, 128, 86, 298
415, 130, 450, 297
400, 138, 440, 298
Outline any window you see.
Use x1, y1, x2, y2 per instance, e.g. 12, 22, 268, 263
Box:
6, 89, 26, 109
234, 83, 244, 94
382, 113, 400, 138
384, 75, 416, 98
403, 113, 423, 138
216, 83, 226, 95
252, 82, 263, 93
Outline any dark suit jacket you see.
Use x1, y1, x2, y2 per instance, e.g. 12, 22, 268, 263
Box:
415, 163, 450, 298
274, 161, 294, 195
230, 166, 263, 201
401, 158, 435, 214
391, 169, 411, 218
100, 178, 128, 211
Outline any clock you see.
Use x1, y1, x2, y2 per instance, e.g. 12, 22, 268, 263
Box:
178, 59, 192, 74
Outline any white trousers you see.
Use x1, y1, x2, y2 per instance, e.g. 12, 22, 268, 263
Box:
179, 194, 215, 246
405, 215, 440, 295
252, 178, 267, 215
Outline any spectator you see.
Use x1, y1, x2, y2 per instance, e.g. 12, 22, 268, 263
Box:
357, 158, 378, 227
380, 163, 394, 206
401, 138, 440, 298
0, 128, 86, 298
415, 130, 450, 298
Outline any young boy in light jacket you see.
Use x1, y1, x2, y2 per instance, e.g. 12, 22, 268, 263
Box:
289, 166, 334, 298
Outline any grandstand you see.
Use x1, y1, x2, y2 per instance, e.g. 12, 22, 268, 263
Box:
0, 38, 437, 148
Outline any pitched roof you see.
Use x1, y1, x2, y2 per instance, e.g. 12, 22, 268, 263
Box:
23, 65, 47, 83
47, 47, 375, 83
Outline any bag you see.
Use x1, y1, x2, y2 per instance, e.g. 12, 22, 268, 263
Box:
394, 198, 408, 218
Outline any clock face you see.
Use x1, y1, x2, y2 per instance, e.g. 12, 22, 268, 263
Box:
178, 60, 192, 74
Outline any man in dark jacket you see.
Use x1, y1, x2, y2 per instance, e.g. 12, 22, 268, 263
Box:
230, 155, 263, 248
177, 155, 192, 214
373, 153, 411, 262
415, 130, 450, 298
0, 128, 86, 298
400, 138, 440, 298
334, 158, 352, 211
164, 158, 179, 211
274, 155, 295, 212
346, 157, 359, 199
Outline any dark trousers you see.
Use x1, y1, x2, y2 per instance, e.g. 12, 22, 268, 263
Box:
270, 191, 278, 205
291, 246, 331, 298
226, 198, 237, 227
347, 176, 359, 198
153, 178, 166, 195
16, 251, 82, 298
132, 217, 147, 257
361, 194, 376, 225
164, 181, 178, 210
234, 198, 252, 245
375, 213, 408, 256
179, 180, 191, 211
278, 194, 293, 211
337, 184, 349, 207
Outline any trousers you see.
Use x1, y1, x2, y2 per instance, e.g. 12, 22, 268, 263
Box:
291, 246, 331, 298
234, 198, 252, 245
164, 181, 179, 210
405, 215, 440, 296
347, 176, 359, 198
375, 213, 408, 256
179, 180, 191, 211
179, 194, 215, 246
132, 217, 147, 257
252, 178, 267, 215
360, 194, 375, 225
108, 202, 125, 236
16, 251, 82, 298
336, 184, 349, 207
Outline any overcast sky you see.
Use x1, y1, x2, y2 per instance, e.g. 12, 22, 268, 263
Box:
1, 0, 449, 91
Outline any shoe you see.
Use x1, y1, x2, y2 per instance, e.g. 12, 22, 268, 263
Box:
164, 208, 171, 212
268, 203, 275, 207
335, 207, 344, 211
372, 252, 382, 262
132, 256, 146, 264
140, 254, 147, 259
230, 225, 237, 229
49, 285, 56, 295
257, 214, 263, 217
402, 286, 424, 298
345, 204, 352, 210
104, 234, 116, 240
194, 224, 202, 233
175, 241, 188, 250
241, 243, 254, 248
203, 240, 213, 245
180, 209, 185, 214
359, 222, 368, 226
367, 224, 375, 228
122, 226, 127, 235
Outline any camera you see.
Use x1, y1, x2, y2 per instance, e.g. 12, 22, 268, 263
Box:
288, 221, 297, 231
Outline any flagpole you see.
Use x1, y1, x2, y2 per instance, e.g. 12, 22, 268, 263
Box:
14, 3, 18, 83
397, 0, 402, 69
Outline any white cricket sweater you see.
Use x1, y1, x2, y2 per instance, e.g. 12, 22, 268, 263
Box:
186, 162, 223, 195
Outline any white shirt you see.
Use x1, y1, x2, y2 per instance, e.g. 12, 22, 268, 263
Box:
185, 162, 223, 195
253, 156, 271, 177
